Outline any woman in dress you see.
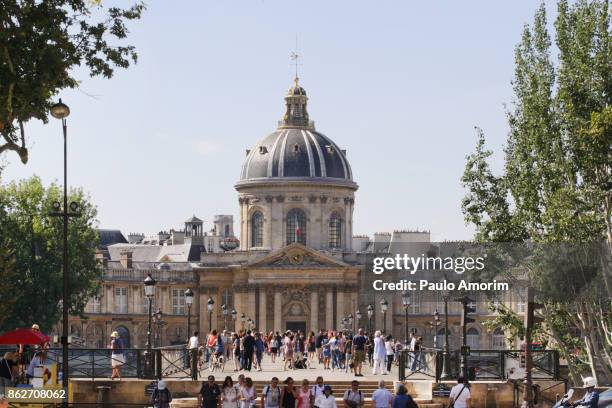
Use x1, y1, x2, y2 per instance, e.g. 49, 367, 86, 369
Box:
221, 376, 239, 408
233, 333, 241, 371
321, 334, 331, 370
297, 379, 310, 408
270, 332, 280, 363
239, 377, 256, 408
283, 335, 294, 371
110, 331, 124, 380
307, 332, 316, 363
280, 377, 297, 408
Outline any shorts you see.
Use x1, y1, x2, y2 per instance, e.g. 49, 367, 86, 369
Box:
322, 349, 331, 358
353, 350, 365, 364
111, 353, 125, 368
271, 347, 278, 353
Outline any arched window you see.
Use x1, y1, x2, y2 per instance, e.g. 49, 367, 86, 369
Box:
286, 209, 306, 245
328, 212, 342, 248
492, 327, 505, 349
467, 327, 480, 349
251, 212, 264, 247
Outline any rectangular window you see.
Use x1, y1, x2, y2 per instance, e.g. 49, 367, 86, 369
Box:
115, 287, 127, 314
409, 291, 421, 314
516, 288, 526, 313
86, 296, 101, 313
492, 334, 505, 349
172, 289, 186, 315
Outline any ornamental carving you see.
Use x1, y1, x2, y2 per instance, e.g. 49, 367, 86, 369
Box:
265, 195, 273, 203
309, 196, 317, 203
320, 196, 328, 203
276, 195, 285, 203
289, 196, 303, 202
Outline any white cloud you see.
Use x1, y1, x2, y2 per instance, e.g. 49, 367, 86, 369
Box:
194, 139, 222, 156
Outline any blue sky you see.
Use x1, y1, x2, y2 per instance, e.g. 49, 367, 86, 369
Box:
1, 1, 556, 241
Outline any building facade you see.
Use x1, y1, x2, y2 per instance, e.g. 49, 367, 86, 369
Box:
70, 78, 525, 350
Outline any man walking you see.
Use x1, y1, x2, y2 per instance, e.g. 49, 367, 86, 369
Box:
243, 330, 255, 371
351, 329, 367, 377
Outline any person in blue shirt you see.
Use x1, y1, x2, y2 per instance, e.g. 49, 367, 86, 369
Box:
254, 332, 265, 372
572, 377, 599, 408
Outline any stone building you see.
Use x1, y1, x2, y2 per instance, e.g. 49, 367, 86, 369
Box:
71, 77, 526, 349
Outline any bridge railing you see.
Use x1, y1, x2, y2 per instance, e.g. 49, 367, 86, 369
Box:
398, 349, 560, 382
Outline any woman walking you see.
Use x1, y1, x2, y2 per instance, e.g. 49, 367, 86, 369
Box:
270, 332, 280, 363
280, 377, 297, 408
221, 376, 239, 408
110, 331, 124, 380
233, 333, 241, 371
297, 379, 311, 408
283, 335, 294, 371
385, 335, 395, 374
306, 332, 316, 363
322, 334, 331, 370
239, 377, 256, 408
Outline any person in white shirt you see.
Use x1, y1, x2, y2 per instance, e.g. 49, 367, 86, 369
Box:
448, 377, 471, 408
371, 381, 393, 408
371, 331, 387, 375
314, 385, 337, 408
310, 376, 326, 405
188, 331, 200, 350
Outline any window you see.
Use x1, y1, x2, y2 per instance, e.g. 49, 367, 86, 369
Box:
89, 296, 101, 313
409, 291, 421, 314
466, 327, 480, 349
286, 209, 306, 245
115, 287, 127, 314
328, 212, 342, 248
492, 328, 505, 349
251, 212, 264, 247
172, 289, 186, 315
221, 289, 233, 309
516, 288, 526, 313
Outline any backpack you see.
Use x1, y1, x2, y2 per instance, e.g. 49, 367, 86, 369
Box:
263, 385, 280, 402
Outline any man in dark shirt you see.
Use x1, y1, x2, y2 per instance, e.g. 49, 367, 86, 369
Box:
0, 352, 17, 396
351, 329, 367, 377
242, 331, 255, 371
198, 375, 220, 408
314, 330, 323, 364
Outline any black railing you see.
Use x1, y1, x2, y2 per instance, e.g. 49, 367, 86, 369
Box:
0, 346, 201, 383
398, 349, 560, 382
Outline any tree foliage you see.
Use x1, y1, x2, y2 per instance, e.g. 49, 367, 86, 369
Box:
0, 176, 101, 332
0, 0, 144, 164
461, 0, 611, 385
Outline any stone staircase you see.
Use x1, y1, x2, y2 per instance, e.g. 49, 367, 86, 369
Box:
168, 380, 442, 408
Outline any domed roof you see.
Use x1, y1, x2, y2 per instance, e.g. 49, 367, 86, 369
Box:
237, 79, 356, 189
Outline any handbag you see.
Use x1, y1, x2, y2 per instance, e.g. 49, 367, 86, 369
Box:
448, 385, 466, 408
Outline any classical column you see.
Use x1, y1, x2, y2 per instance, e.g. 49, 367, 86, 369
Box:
336, 291, 345, 329
233, 291, 244, 332
274, 290, 282, 332
310, 290, 318, 332
325, 289, 334, 330
258, 289, 267, 332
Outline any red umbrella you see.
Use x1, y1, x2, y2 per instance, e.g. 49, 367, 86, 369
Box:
0, 328, 50, 345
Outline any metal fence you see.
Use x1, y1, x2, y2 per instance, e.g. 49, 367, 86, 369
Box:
0, 346, 201, 382
398, 349, 560, 381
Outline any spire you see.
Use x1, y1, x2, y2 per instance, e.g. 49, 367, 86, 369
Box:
279, 40, 313, 129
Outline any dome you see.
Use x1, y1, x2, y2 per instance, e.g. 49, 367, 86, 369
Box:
239, 128, 353, 181
237, 78, 355, 188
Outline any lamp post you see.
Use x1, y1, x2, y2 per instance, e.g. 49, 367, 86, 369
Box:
221, 304, 228, 331
367, 305, 373, 334
49, 99, 78, 393
431, 310, 441, 349
143, 273, 156, 377
241, 313, 246, 330
347, 314, 353, 335
231, 309, 237, 331
440, 293, 451, 380
154, 308, 164, 347
380, 299, 388, 334
355, 309, 362, 333
207, 297, 215, 332
185, 289, 194, 341
401, 291, 411, 345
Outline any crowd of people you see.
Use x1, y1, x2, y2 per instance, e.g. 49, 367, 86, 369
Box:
185, 327, 426, 376
151, 374, 424, 408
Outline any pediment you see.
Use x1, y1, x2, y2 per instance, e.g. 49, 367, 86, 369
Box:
247, 243, 350, 268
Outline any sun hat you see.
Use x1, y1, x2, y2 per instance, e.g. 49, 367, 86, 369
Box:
31, 324, 40, 331
583, 377, 596, 388
110, 331, 119, 338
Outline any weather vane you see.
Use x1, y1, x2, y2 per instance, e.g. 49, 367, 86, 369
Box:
290, 35, 301, 81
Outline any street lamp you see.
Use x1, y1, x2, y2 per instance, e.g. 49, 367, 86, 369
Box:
49, 99, 77, 394
143, 273, 156, 377
380, 299, 388, 334
154, 308, 164, 347
241, 312, 246, 329
355, 309, 362, 333
207, 297, 215, 332
231, 309, 237, 330
431, 310, 441, 348
440, 293, 451, 380
185, 288, 194, 341
221, 304, 228, 331
367, 305, 373, 334
402, 291, 411, 345
347, 314, 353, 335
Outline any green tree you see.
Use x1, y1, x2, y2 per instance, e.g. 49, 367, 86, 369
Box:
0, 0, 144, 165
461, 1, 611, 385
0, 176, 101, 332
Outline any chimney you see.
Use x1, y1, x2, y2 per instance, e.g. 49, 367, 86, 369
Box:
119, 251, 132, 269
95, 252, 108, 268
